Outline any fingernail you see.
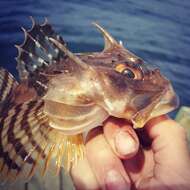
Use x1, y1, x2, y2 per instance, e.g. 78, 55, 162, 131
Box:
115, 130, 136, 156
105, 170, 130, 190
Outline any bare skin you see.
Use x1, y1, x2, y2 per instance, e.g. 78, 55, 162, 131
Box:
71, 115, 190, 190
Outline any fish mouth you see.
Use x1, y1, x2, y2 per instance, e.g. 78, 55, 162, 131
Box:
149, 93, 179, 119
131, 85, 179, 128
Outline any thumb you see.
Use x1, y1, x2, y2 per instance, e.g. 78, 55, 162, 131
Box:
103, 117, 139, 159
145, 115, 190, 168
136, 115, 190, 189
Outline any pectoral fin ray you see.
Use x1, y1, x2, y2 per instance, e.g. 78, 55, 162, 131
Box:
0, 99, 84, 183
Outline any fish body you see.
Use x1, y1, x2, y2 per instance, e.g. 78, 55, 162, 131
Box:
0, 18, 178, 182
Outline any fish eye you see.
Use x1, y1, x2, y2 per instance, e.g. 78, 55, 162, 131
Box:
122, 68, 135, 79
115, 64, 138, 79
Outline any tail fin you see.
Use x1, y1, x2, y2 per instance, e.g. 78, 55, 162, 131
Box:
0, 68, 18, 103
0, 99, 84, 184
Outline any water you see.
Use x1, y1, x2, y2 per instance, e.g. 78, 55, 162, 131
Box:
0, 0, 190, 114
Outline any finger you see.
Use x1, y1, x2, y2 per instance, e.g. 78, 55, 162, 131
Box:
123, 115, 189, 188
128, 115, 190, 189
103, 117, 148, 186
146, 115, 190, 162
123, 147, 154, 186
103, 117, 139, 159
86, 126, 131, 190
71, 157, 100, 190
145, 115, 190, 177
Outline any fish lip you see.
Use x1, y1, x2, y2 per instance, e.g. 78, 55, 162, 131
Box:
149, 93, 179, 119
131, 84, 179, 129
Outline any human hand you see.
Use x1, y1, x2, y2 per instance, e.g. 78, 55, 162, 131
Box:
71, 115, 190, 190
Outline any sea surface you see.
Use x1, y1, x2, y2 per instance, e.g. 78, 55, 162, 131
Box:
0, 0, 190, 116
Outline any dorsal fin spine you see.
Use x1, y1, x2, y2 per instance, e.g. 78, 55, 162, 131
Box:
16, 18, 66, 82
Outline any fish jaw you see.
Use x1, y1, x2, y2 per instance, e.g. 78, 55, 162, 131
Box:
146, 84, 179, 120
94, 66, 179, 129
126, 82, 179, 129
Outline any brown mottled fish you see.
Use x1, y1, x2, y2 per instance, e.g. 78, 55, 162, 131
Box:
0, 17, 178, 183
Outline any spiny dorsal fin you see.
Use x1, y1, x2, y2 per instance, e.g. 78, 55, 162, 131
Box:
16, 17, 66, 81
0, 99, 84, 183
0, 68, 18, 103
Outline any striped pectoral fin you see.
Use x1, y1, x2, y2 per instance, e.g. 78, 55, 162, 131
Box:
0, 68, 18, 103
0, 99, 85, 183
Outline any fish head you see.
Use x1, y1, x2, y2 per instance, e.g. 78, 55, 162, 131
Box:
43, 23, 179, 133
93, 45, 179, 128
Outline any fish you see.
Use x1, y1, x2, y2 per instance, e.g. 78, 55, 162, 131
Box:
0, 17, 179, 183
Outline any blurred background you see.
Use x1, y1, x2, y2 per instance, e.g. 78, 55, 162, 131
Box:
0, 0, 190, 112
0, 0, 190, 189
